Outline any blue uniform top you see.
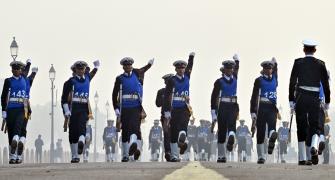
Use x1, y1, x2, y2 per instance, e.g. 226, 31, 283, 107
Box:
197, 126, 209, 138
71, 74, 90, 101
7, 76, 27, 109
119, 73, 143, 108
172, 75, 190, 108
103, 127, 118, 141
260, 75, 278, 104
278, 127, 289, 141
220, 77, 237, 97
236, 125, 250, 138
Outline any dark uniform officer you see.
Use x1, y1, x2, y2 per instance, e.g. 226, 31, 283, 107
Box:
17, 60, 38, 163
186, 119, 198, 161
34, 134, 44, 163
112, 57, 154, 162
250, 58, 278, 164
236, 119, 251, 162
103, 120, 118, 162
155, 73, 174, 161
277, 121, 290, 163
163, 52, 195, 162
149, 120, 163, 161
61, 60, 99, 163
289, 40, 330, 165
211, 54, 240, 163
1, 61, 27, 164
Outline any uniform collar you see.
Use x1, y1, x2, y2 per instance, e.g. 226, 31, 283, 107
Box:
176, 74, 184, 79
12, 75, 21, 80
124, 71, 133, 76
76, 75, 85, 80
305, 54, 314, 58
223, 74, 233, 81
262, 74, 272, 79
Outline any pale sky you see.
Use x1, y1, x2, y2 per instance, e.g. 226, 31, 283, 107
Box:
0, 0, 334, 155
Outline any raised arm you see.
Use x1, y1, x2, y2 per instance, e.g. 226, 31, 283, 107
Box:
185, 53, 195, 77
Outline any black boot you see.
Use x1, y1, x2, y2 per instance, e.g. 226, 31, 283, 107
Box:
310, 147, 319, 165
227, 135, 235, 152
268, 132, 278, 154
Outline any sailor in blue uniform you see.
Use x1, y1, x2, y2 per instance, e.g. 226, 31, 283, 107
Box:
236, 119, 251, 162
112, 57, 154, 162
278, 121, 290, 163
211, 54, 240, 163
103, 120, 118, 162
186, 119, 198, 161
61, 60, 100, 163
250, 58, 279, 164
1, 61, 27, 164
149, 120, 163, 161
163, 52, 195, 162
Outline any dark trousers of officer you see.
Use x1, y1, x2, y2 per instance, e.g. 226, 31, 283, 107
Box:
170, 107, 190, 143
6, 108, 24, 145
160, 117, 171, 153
186, 138, 197, 153
217, 102, 239, 144
295, 91, 320, 143
21, 119, 28, 138
69, 105, 88, 144
279, 141, 287, 154
237, 138, 247, 153
256, 103, 277, 144
105, 142, 116, 154
151, 141, 161, 154
121, 107, 141, 143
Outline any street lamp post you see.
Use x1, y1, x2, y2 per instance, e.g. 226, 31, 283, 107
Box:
105, 101, 110, 120
49, 64, 56, 163
93, 92, 99, 162
10, 37, 18, 61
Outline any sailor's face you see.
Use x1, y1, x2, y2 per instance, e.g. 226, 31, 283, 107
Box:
12, 67, 22, 77
224, 68, 233, 76
175, 66, 186, 76
76, 67, 86, 76
123, 64, 133, 73
263, 67, 273, 76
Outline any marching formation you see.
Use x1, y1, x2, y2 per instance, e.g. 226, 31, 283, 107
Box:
1, 39, 331, 166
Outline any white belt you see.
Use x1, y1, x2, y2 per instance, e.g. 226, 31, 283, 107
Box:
299, 86, 320, 92
9, 97, 25, 103
260, 97, 272, 103
173, 97, 185, 101
221, 97, 237, 103
72, 97, 88, 103
122, 94, 139, 100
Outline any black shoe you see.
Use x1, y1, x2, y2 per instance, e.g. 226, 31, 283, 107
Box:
243, 157, 247, 162
310, 147, 319, 165
17, 141, 24, 156
268, 132, 278, 154
257, 158, 265, 164
170, 158, 180, 162
10, 139, 18, 155
9, 159, 16, 164
179, 143, 188, 155
281, 160, 286, 163
305, 160, 313, 166
121, 156, 129, 162
78, 141, 84, 155
16, 159, 23, 164
217, 157, 227, 163
165, 152, 171, 162
318, 142, 325, 155
129, 142, 137, 156
71, 159, 77, 163
298, 160, 306, 165
134, 149, 141, 160
227, 135, 235, 152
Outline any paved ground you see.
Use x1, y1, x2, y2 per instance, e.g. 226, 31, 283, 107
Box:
1, 162, 335, 180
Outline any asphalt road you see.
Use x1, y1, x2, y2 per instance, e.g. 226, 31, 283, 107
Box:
0, 162, 335, 180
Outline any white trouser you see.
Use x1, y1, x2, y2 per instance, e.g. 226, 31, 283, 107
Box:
257, 144, 265, 159
298, 142, 306, 161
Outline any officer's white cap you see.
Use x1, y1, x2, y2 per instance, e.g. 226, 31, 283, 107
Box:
302, 39, 318, 47
73, 61, 88, 67
10, 61, 25, 67
173, 60, 187, 67
120, 57, 134, 65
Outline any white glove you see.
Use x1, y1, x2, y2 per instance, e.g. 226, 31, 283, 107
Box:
93, 60, 100, 69
32, 67, 38, 73
324, 103, 330, 110
271, 57, 277, 64
26, 59, 31, 64
233, 54, 239, 61
189, 52, 195, 56
211, 109, 217, 122
289, 101, 295, 114
251, 113, 257, 121
115, 109, 120, 118
164, 111, 171, 119
148, 58, 154, 65
2, 111, 7, 119
62, 104, 71, 117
